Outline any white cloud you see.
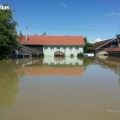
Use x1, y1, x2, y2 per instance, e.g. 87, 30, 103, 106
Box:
88, 38, 106, 43
106, 13, 120, 18
61, 3, 67, 7
89, 41, 94, 43
94, 38, 103, 42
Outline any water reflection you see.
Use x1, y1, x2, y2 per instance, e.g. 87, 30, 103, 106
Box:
1, 57, 120, 120
0, 61, 20, 116
14, 57, 85, 76
95, 56, 120, 85
43, 57, 83, 65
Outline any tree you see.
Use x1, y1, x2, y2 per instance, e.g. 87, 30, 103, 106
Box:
84, 37, 94, 53
116, 34, 120, 47
42, 32, 47, 35
116, 34, 120, 40
0, 4, 18, 60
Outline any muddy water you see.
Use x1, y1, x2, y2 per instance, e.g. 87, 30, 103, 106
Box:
0, 56, 120, 120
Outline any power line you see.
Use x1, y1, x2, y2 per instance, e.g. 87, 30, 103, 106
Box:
18, 26, 119, 32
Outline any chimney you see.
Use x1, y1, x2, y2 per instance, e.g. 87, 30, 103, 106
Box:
26, 27, 28, 42
19, 32, 22, 38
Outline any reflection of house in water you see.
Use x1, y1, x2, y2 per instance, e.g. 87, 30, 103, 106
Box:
13, 57, 84, 76
19, 57, 83, 67
14, 66, 84, 76
95, 57, 120, 85
43, 57, 83, 66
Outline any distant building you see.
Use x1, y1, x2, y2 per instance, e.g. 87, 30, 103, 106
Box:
18, 35, 84, 57
90, 38, 119, 56
104, 47, 120, 57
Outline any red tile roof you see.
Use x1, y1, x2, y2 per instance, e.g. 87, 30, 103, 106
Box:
91, 38, 116, 50
104, 47, 120, 52
18, 35, 84, 45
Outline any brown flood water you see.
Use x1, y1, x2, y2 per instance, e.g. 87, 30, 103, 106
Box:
0, 56, 120, 120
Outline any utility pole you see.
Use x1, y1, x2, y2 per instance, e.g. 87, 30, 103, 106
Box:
118, 26, 120, 47
26, 27, 28, 42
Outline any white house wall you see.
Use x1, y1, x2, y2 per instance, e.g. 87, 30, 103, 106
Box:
43, 45, 84, 57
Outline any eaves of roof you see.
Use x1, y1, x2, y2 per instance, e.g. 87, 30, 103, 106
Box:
17, 44, 43, 55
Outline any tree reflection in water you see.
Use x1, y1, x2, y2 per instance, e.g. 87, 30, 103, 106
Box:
0, 60, 20, 116
77, 57, 94, 70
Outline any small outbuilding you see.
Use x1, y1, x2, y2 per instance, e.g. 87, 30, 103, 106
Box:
104, 47, 120, 57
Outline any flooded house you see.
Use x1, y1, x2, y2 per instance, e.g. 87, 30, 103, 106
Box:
104, 47, 120, 57
90, 38, 119, 56
17, 34, 84, 57
10, 44, 43, 58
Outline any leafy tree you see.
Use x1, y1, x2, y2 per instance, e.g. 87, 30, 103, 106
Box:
42, 32, 47, 35
0, 4, 18, 60
84, 37, 94, 53
116, 34, 120, 40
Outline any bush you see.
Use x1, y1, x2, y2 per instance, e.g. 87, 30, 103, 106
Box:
77, 53, 84, 57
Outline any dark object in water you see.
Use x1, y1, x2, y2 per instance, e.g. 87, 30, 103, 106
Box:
77, 53, 84, 57
54, 51, 65, 57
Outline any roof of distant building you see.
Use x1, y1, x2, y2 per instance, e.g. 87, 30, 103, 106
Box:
18, 35, 84, 45
104, 47, 120, 52
91, 38, 117, 50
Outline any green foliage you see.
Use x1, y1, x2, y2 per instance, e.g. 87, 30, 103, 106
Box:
0, 60, 20, 116
83, 57, 93, 70
0, 4, 18, 60
77, 53, 84, 57
84, 37, 94, 53
77, 57, 94, 70
42, 32, 47, 35
116, 34, 120, 40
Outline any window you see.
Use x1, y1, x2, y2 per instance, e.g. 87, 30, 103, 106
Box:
69, 60, 72, 64
57, 47, 60, 50
63, 47, 66, 52
51, 47, 54, 51
69, 47, 72, 51
76, 47, 79, 52
76, 47, 79, 51
63, 61, 66, 64
24, 55, 29, 58
44, 60, 47, 64
44, 47, 48, 51
75, 61, 78, 64
51, 60, 54, 64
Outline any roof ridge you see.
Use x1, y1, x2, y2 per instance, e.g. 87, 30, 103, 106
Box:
17, 35, 84, 45
95, 38, 116, 43
20, 35, 83, 36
